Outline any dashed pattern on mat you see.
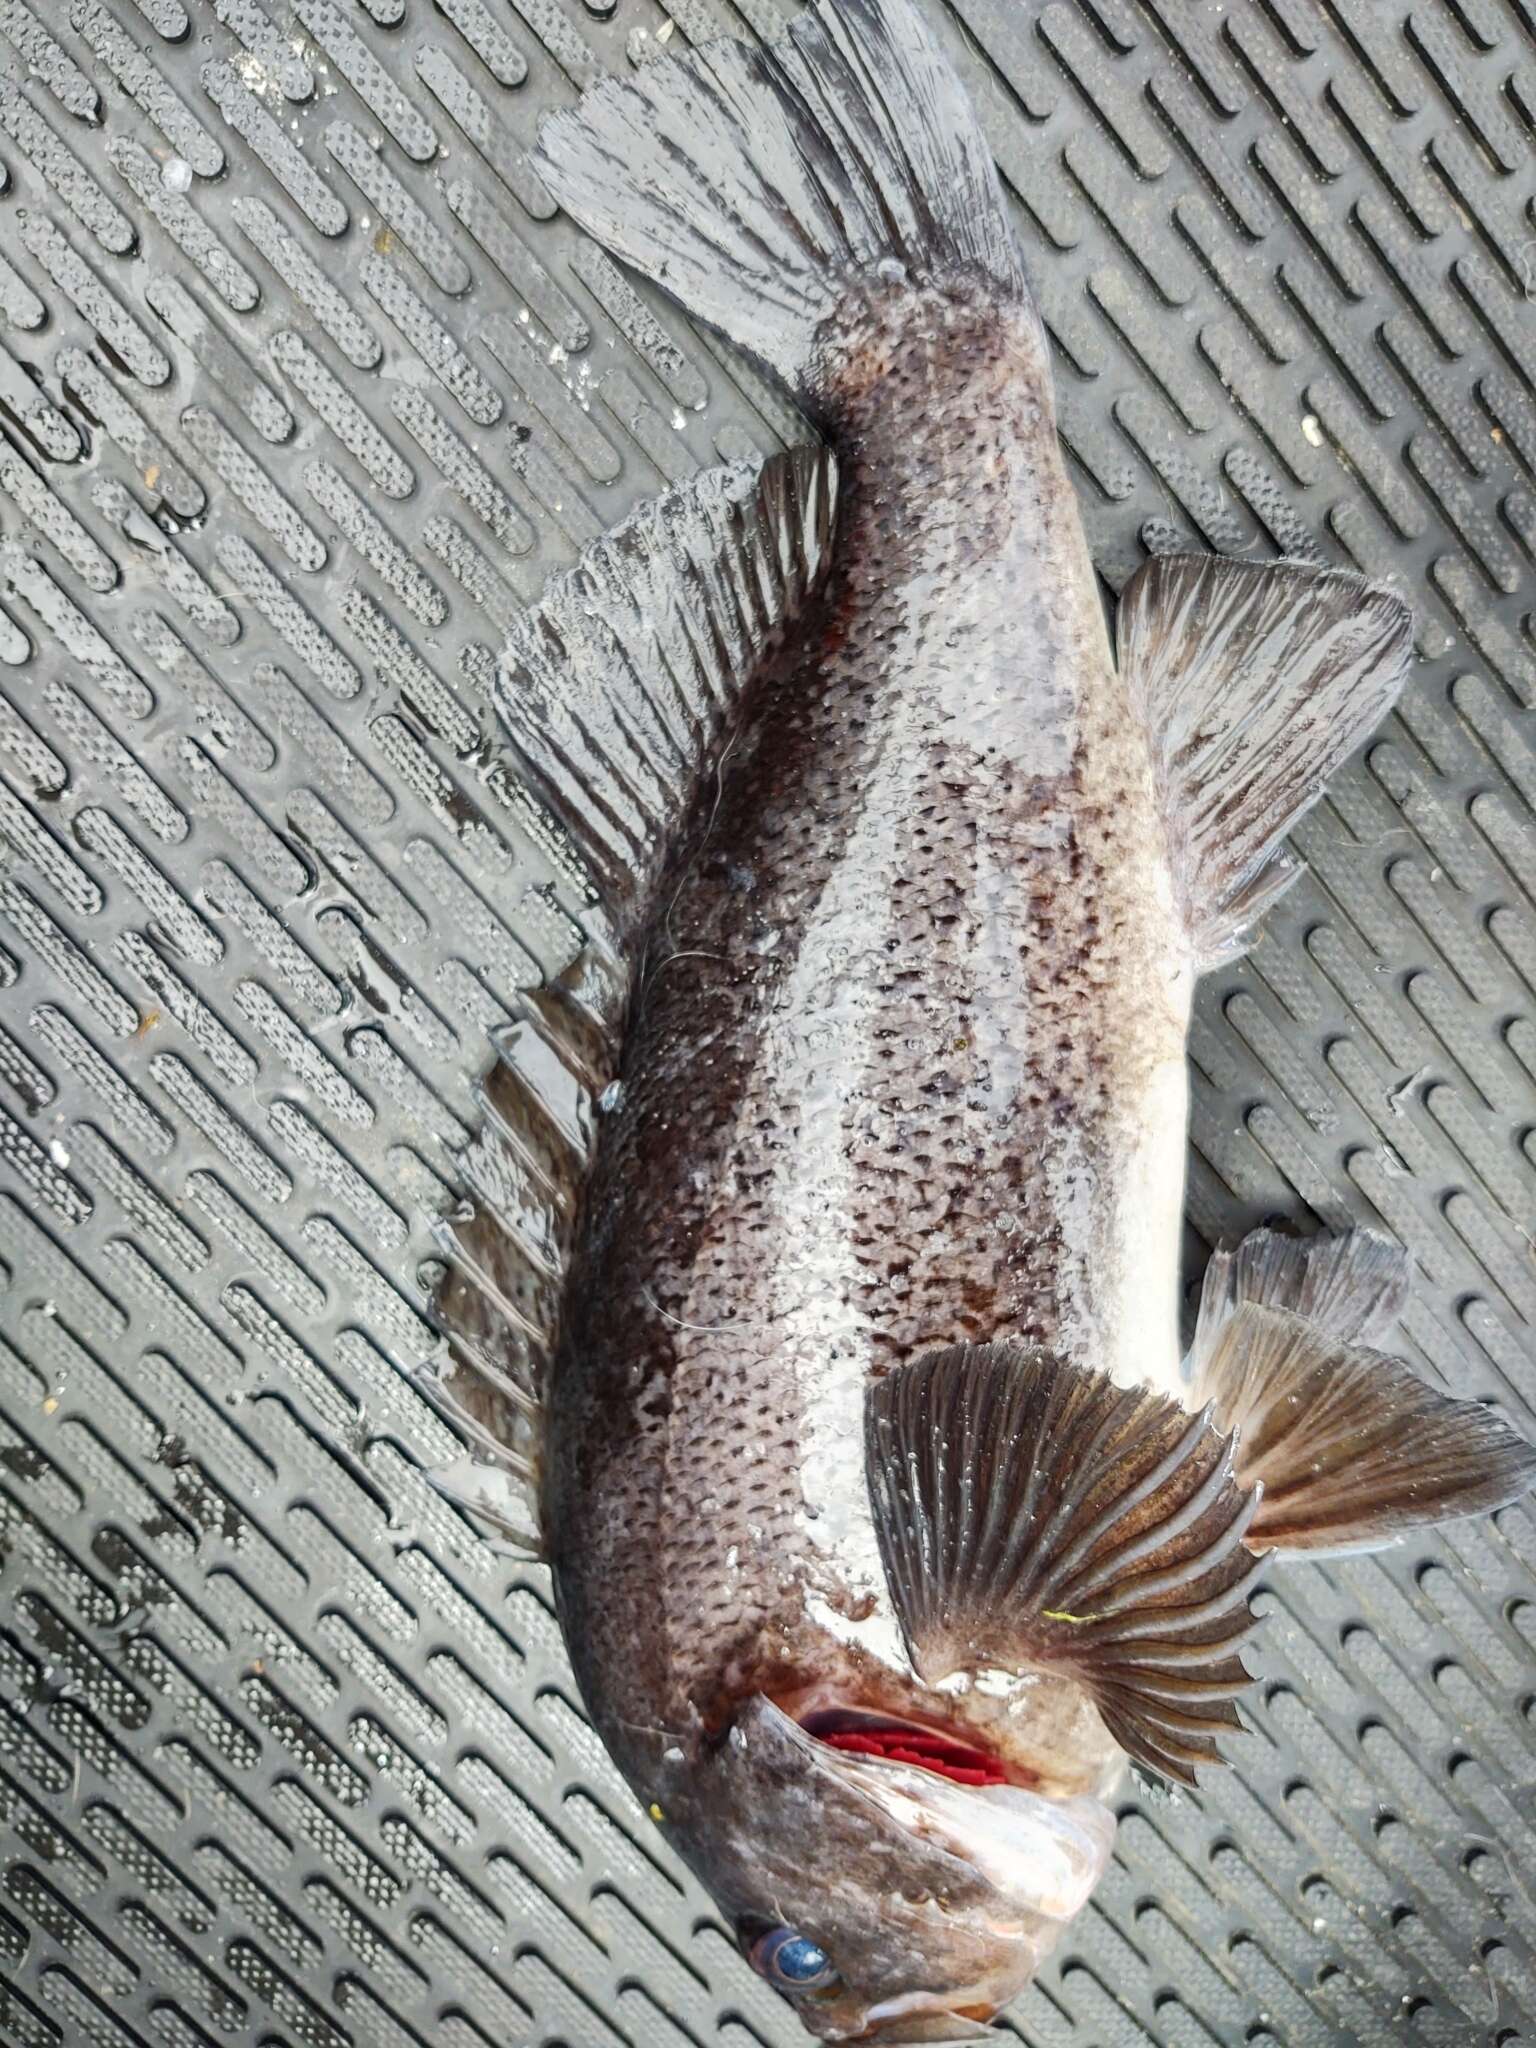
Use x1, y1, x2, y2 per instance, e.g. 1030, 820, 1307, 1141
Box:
0, 1, 1533, 2045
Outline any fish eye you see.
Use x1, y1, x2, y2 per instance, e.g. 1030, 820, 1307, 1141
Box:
749, 1925, 840, 1993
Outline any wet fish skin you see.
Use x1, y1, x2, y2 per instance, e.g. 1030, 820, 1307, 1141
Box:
534, 283, 1177, 2040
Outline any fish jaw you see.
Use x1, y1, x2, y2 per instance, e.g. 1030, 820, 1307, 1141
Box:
822, 1748, 1115, 1923
775, 1697, 1115, 2038
848, 2013, 998, 2043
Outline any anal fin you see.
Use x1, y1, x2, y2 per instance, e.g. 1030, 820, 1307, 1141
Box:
865, 1344, 1261, 1786
1116, 553, 1414, 968
1192, 1300, 1536, 1555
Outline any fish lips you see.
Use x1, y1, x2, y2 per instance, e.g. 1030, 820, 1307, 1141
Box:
849, 2003, 999, 2041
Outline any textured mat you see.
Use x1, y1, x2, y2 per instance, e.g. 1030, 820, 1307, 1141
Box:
0, 2, 1534, 2045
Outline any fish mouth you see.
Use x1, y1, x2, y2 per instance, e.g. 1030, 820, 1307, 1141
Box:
785, 1709, 1013, 2039
849, 2013, 998, 2043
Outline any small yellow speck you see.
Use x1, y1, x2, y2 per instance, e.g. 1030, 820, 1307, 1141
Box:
648, 1803, 665, 1823
1043, 1608, 1099, 1626
42, 1397, 58, 1414
144, 463, 160, 490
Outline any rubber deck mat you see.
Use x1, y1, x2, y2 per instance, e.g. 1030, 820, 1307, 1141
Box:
0, 1, 1533, 2043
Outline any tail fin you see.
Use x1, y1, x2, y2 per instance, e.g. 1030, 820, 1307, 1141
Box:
533, 0, 1027, 403
1190, 1228, 1536, 1555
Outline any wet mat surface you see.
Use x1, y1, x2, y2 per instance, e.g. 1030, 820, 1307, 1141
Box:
0, 0, 1534, 2043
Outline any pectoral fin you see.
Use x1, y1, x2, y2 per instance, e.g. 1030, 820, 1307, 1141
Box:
1192, 1302, 1536, 1555
864, 1344, 1261, 1785
1116, 553, 1414, 967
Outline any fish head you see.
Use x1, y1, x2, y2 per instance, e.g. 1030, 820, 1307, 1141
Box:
659, 1695, 1115, 2041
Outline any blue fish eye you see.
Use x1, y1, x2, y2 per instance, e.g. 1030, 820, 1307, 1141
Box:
749, 1926, 839, 1993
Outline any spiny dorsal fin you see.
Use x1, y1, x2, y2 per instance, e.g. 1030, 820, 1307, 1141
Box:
865, 1344, 1261, 1786
1116, 554, 1414, 968
1192, 1303, 1536, 1556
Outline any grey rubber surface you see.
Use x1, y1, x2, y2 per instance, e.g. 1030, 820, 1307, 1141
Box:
0, 1, 1533, 2044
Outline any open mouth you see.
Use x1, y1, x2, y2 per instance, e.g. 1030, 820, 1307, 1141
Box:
794, 1703, 1027, 1791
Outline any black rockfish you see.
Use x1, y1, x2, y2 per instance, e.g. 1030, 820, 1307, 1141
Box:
429, 2, 1536, 2038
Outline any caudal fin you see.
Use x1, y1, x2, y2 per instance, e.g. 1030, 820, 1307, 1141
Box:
1190, 1228, 1536, 1554
533, 0, 1027, 405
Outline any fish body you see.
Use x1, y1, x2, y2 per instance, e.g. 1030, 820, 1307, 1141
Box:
553, 282, 1185, 1781
431, 3, 1536, 2038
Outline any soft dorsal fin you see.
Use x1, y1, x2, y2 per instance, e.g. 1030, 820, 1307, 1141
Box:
1192, 1300, 1536, 1556
428, 447, 837, 1551
1116, 554, 1414, 967
497, 444, 837, 983
865, 1344, 1261, 1785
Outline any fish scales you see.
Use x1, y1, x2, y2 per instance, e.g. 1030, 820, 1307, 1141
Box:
554, 287, 1190, 1736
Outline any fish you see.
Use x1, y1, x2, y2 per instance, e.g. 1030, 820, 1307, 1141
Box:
426, 1, 1536, 2038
